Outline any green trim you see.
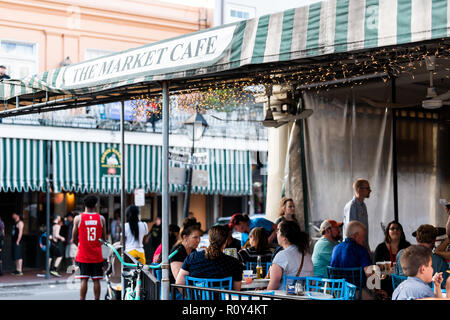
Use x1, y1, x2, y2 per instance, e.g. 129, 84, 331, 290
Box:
335, 0, 349, 53
251, 15, 271, 64
432, 0, 448, 38
397, 0, 412, 44
279, 8, 296, 61
306, 2, 322, 57
364, 0, 379, 49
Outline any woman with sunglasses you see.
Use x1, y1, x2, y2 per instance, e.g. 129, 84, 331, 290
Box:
373, 221, 411, 297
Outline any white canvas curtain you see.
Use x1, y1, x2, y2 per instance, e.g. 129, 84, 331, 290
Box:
302, 92, 444, 250
303, 92, 394, 251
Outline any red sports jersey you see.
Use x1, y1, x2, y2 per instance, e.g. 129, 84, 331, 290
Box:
75, 212, 103, 263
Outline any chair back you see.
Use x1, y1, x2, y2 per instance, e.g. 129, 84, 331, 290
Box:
327, 266, 364, 300
344, 282, 357, 300
283, 276, 307, 293
245, 261, 272, 277
185, 276, 233, 300
391, 274, 407, 291
305, 277, 348, 300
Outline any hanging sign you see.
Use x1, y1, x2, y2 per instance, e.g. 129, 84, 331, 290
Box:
63, 25, 237, 87
134, 188, 145, 207
100, 147, 121, 179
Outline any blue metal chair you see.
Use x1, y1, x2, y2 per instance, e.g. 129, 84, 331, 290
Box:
391, 274, 407, 291
245, 261, 272, 277
344, 282, 358, 300
305, 277, 349, 300
327, 266, 364, 300
282, 275, 307, 294
185, 276, 233, 300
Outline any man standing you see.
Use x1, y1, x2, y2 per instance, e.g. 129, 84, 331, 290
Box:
312, 219, 343, 278
343, 178, 371, 252
72, 195, 106, 300
0, 65, 10, 80
11, 213, 24, 276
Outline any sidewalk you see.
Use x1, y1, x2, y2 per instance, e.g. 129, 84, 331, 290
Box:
0, 268, 73, 288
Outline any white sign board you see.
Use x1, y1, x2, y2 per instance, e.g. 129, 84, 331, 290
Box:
169, 167, 186, 185
63, 25, 237, 87
192, 169, 209, 188
134, 188, 145, 207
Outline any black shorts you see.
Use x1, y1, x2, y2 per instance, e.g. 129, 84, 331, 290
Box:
76, 262, 104, 280
12, 243, 22, 260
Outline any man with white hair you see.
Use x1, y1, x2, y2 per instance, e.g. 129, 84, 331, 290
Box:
330, 221, 386, 299
331, 221, 372, 274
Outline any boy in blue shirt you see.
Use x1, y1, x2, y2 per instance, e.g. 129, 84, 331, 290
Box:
392, 245, 444, 300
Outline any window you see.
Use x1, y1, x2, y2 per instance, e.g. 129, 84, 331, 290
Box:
224, 3, 255, 23
84, 48, 116, 61
0, 40, 38, 78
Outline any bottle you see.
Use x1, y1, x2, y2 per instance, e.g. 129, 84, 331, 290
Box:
256, 255, 263, 279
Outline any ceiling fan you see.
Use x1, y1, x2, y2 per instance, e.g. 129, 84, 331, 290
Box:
261, 107, 313, 128
421, 55, 450, 109
360, 55, 450, 109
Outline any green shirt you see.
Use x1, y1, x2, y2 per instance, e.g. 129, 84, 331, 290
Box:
312, 237, 338, 278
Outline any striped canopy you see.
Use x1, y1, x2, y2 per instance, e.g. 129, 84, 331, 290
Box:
1, 0, 449, 102
0, 138, 47, 192
52, 140, 252, 195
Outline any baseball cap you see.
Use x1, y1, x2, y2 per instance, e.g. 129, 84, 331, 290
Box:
412, 224, 446, 242
319, 219, 343, 233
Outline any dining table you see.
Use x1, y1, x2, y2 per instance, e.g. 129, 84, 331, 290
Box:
241, 278, 270, 290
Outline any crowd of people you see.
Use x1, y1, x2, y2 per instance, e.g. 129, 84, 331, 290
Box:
1, 177, 449, 302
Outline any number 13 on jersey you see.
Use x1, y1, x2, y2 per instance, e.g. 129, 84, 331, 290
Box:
87, 227, 97, 241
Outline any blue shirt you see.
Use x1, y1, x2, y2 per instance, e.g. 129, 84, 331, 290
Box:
331, 238, 371, 269
392, 277, 435, 300
241, 218, 274, 246
395, 249, 449, 288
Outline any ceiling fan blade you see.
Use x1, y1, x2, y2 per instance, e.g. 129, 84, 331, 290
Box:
361, 97, 417, 108
276, 109, 314, 122
433, 90, 450, 101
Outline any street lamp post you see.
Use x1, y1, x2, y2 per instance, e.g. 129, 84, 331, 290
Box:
183, 111, 208, 219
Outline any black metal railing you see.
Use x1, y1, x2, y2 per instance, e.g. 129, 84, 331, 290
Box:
170, 284, 301, 301
123, 252, 161, 300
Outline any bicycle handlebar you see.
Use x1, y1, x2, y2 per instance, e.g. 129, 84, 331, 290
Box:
99, 238, 179, 269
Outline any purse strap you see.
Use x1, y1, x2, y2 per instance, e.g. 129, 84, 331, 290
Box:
295, 251, 305, 277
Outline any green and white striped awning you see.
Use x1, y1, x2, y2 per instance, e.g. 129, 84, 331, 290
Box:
1, 0, 449, 102
52, 140, 252, 195
0, 138, 47, 192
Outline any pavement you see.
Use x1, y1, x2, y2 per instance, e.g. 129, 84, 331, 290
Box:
0, 268, 73, 288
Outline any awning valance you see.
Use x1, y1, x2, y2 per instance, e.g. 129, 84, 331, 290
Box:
1, 0, 448, 104
52, 140, 252, 195
0, 138, 47, 192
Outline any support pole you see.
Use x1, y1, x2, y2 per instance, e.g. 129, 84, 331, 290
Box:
183, 138, 195, 219
392, 77, 399, 222
45, 140, 51, 280
120, 100, 126, 299
161, 81, 170, 300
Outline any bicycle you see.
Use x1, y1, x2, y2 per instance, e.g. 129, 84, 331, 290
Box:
99, 238, 179, 300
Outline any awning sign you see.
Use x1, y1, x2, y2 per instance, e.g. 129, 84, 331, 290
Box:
63, 25, 236, 88
100, 147, 121, 179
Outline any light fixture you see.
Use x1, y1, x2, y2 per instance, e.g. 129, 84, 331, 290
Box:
184, 111, 208, 141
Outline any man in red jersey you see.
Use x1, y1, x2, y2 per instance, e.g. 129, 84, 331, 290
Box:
72, 195, 107, 300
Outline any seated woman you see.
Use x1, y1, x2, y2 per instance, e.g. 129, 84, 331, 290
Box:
373, 220, 411, 297
176, 225, 244, 291
266, 220, 313, 290
237, 227, 272, 268
169, 218, 202, 285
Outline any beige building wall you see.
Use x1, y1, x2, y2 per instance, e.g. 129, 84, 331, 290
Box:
0, 0, 212, 74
